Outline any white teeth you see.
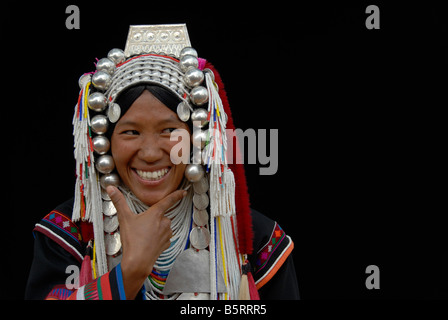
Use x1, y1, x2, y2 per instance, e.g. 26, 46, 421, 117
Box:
136, 168, 169, 181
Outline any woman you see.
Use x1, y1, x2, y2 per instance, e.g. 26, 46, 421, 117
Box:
25, 24, 299, 300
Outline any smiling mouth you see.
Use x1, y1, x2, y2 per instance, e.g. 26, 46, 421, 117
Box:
135, 168, 170, 181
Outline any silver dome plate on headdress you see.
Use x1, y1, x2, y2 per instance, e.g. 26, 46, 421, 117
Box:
124, 24, 191, 58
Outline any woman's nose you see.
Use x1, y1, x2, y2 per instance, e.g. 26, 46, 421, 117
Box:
137, 134, 164, 163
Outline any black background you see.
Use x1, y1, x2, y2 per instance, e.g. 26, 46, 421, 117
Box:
3, 1, 447, 299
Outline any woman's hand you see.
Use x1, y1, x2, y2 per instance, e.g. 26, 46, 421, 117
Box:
106, 186, 187, 299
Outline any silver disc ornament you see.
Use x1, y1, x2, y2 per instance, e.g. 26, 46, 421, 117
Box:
102, 200, 117, 216
105, 232, 121, 256
193, 208, 209, 227
103, 215, 119, 233
177, 101, 190, 122
107, 103, 121, 123
193, 193, 209, 210
189, 227, 211, 250
193, 176, 209, 194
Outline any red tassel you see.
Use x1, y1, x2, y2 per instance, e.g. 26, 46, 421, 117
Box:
247, 270, 260, 300
79, 220, 94, 243
79, 241, 93, 286
239, 260, 259, 300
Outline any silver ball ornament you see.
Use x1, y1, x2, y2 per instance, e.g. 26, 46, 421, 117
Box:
192, 129, 207, 149
190, 86, 209, 106
180, 47, 198, 58
107, 48, 126, 65
88, 92, 108, 112
191, 108, 209, 128
179, 54, 198, 72
92, 71, 112, 91
96, 58, 116, 75
92, 135, 110, 155
185, 164, 205, 183
192, 147, 204, 165
90, 115, 109, 134
184, 68, 204, 88
100, 173, 120, 189
96, 155, 115, 174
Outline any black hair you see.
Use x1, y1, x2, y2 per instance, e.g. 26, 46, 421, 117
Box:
106, 84, 192, 138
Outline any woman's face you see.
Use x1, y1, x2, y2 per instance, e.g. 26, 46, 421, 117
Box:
111, 90, 190, 206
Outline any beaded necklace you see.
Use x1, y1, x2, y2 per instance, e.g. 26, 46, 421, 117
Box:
103, 179, 194, 300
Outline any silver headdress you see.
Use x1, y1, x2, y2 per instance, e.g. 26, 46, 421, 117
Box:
72, 24, 243, 300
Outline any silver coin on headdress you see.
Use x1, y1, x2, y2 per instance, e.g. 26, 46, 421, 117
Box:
193, 208, 209, 227
193, 193, 209, 210
176, 101, 190, 122
103, 215, 119, 233
193, 176, 209, 194
79, 74, 91, 89
107, 103, 121, 123
105, 232, 121, 256
189, 227, 211, 250
102, 200, 117, 216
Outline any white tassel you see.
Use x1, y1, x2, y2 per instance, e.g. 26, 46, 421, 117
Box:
209, 216, 217, 300
204, 71, 243, 299
71, 79, 108, 275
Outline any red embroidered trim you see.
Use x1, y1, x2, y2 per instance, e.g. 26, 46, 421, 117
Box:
255, 222, 286, 274
42, 210, 82, 243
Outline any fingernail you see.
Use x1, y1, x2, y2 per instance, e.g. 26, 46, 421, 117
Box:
182, 190, 187, 197
106, 186, 116, 196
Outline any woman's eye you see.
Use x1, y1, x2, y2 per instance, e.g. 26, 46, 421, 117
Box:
123, 130, 139, 135
162, 128, 177, 134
